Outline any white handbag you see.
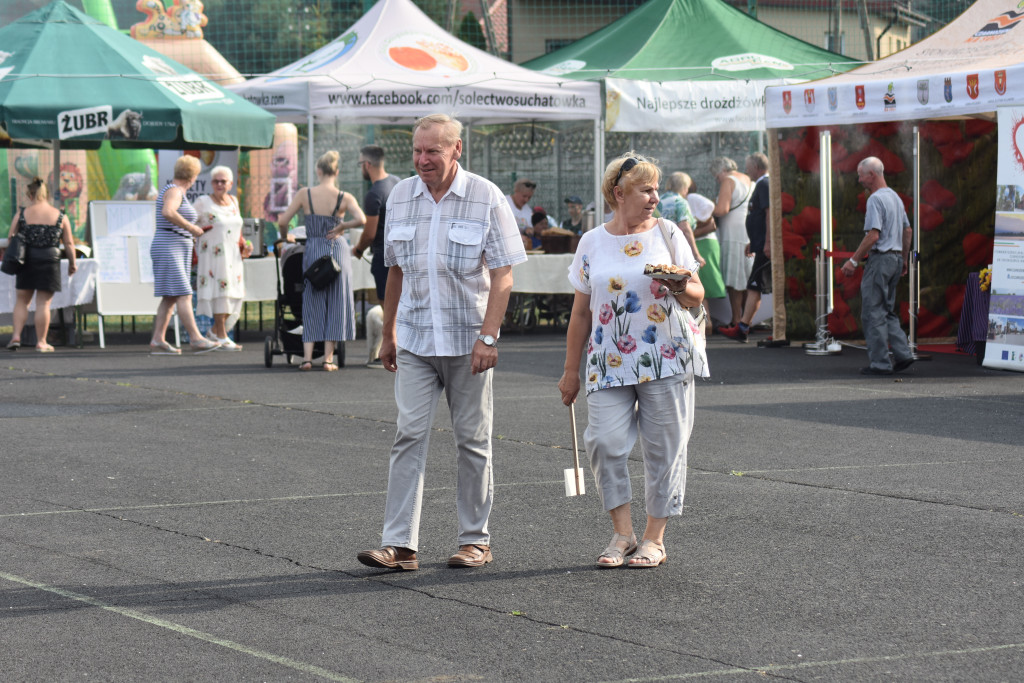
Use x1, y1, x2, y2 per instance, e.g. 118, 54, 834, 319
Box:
655, 218, 710, 378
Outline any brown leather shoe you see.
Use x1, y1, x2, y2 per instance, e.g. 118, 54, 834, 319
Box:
447, 544, 492, 568
357, 546, 419, 571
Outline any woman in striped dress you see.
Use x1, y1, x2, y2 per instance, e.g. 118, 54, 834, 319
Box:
149, 155, 220, 354
277, 151, 365, 371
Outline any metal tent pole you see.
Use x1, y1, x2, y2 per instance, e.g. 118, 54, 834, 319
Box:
910, 126, 930, 361
806, 129, 838, 355
307, 114, 315, 187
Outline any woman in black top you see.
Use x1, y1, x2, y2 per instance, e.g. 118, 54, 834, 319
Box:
6, 177, 76, 352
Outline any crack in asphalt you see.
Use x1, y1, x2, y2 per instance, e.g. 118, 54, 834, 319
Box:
2, 367, 1010, 681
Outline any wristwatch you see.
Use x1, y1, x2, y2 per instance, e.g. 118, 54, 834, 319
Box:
478, 334, 497, 347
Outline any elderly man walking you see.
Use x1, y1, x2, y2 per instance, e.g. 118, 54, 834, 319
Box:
840, 156, 916, 376
357, 114, 527, 571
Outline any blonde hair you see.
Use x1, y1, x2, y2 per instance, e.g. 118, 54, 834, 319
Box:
173, 155, 202, 181
666, 171, 691, 194
316, 150, 339, 176
27, 176, 49, 201
602, 152, 660, 206
413, 114, 463, 146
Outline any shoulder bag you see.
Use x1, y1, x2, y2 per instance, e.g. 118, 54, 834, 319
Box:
304, 254, 341, 290
1, 210, 27, 275
655, 217, 709, 378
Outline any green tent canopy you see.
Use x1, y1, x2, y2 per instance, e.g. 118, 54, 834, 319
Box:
523, 0, 858, 132
0, 0, 275, 150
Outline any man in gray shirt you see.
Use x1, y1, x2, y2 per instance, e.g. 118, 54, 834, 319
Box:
840, 156, 915, 376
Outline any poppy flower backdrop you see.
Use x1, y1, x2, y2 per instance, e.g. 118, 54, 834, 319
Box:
776, 120, 998, 340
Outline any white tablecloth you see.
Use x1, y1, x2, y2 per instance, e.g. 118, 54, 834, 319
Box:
0, 259, 98, 313
242, 254, 375, 302
241, 253, 574, 301
511, 254, 574, 294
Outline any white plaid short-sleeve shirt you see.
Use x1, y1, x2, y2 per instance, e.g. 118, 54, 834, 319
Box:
384, 164, 528, 356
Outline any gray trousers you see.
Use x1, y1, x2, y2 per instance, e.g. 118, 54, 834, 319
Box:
584, 374, 694, 518
380, 349, 493, 551
861, 252, 912, 371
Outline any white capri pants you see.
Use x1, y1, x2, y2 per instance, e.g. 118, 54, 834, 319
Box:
584, 374, 695, 518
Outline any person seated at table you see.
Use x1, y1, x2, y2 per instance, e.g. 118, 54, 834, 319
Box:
6, 177, 76, 352
527, 211, 548, 250
505, 178, 536, 236
193, 165, 252, 351
561, 196, 586, 234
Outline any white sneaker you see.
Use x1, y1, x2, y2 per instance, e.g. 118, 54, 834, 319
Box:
216, 337, 242, 351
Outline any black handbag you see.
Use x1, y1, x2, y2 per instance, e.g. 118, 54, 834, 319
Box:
303, 254, 341, 290
1, 233, 25, 276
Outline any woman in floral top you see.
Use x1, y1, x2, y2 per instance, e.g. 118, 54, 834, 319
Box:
559, 153, 706, 569
193, 166, 252, 350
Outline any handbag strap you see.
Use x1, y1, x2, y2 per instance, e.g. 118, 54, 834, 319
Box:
655, 220, 707, 325
656, 217, 678, 265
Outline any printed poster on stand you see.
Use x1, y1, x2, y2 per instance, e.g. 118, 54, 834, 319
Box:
984, 105, 1024, 371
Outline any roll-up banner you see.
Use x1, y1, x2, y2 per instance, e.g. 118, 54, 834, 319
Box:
984, 106, 1024, 371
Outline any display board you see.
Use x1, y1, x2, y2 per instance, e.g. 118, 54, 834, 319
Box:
88, 200, 159, 321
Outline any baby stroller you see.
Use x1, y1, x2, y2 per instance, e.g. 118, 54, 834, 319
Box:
263, 239, 345, 368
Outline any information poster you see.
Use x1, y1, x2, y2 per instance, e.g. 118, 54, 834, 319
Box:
93, 236, 132, 283
984, 106, 1024, 371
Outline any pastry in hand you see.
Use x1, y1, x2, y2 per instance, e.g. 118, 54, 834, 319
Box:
643, 263, 692, 280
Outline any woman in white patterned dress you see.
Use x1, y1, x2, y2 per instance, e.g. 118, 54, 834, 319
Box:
711, 156, 753, 328
193, 166, 252, 351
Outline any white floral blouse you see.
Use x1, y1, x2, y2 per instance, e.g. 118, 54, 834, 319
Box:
568, 222, 706, 395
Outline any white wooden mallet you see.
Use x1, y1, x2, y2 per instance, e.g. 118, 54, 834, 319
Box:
564, 403, 585, 496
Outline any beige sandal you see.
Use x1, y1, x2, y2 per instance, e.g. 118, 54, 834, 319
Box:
596, 532, 637, 568
628, 539, 666, 568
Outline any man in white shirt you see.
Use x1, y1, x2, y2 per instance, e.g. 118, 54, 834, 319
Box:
505, 177, 536, 237
357, 114, 527, 572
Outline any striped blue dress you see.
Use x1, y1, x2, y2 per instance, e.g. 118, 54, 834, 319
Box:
302, 189, 355, 343
151, 183, 197, 297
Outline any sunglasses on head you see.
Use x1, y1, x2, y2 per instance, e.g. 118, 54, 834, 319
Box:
522, 182, 536, 189
614, 157, 641, 187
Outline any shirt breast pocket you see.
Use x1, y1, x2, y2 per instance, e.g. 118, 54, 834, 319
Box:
386, 223, 416, 268
446, 221, 485, 276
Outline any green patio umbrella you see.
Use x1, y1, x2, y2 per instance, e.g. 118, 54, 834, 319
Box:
0, 0, 274, 151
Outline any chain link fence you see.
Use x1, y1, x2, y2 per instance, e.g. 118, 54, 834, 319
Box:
2, 0, 962, 225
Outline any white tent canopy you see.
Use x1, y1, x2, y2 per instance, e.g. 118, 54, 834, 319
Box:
229, 0, 600, 125
764, 0, 1024, 128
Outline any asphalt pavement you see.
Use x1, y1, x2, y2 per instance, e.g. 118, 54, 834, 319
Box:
1, 328, 1022, 682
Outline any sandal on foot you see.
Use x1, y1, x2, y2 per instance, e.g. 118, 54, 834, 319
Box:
628, 539, 667, 568
596, 532, 638, 568
36, 343, 55, 353
322, 361, 338, 372
298, 361, 313, 371
149, 340, 182, 355
189, 338, 220, 354
7, 339, 20, 350
448, 544, 492, 568
356, 546, 419, 571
